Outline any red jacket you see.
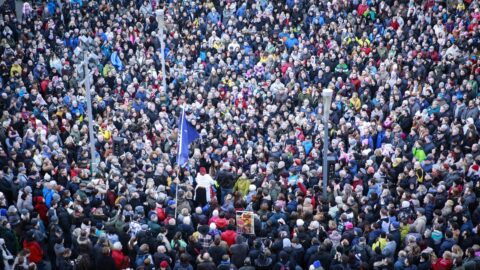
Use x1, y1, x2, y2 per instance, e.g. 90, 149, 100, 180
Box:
34, 196, 48, 224
221, 230, 237, 246
215, 218, 228, 230
112, 249, 130, 270
23, 240, 43, 263
432, 258, 453, 270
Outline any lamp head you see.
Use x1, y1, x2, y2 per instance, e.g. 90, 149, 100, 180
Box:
322, 89, 333, 115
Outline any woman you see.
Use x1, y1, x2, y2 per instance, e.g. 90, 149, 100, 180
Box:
195, 167, 215, 206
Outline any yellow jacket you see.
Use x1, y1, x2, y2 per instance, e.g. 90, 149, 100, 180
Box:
372, 237, 387, 251
10, 64, 22, 77
355, 37, 371, 47
350, 97, 361, 111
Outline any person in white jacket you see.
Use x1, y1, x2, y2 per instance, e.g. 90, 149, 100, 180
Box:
195, 167, 215, 205
0, 238, 14, 270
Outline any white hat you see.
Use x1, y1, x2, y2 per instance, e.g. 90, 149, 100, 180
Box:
308, 221, 320, 230
296, 219, 305, 227
113, 242, 122, 250
209, 223, 217, 230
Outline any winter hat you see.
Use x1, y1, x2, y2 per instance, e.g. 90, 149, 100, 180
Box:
308, 221, 320, 230
391, 221, 400, 229
24, 186, 32, 193
296, 219, 305, 227
310, 260, 323, 270
113, 242, 122, 250
431, 230, 443, 243
345, 222, 354, 230
209, 223, 217, 230
160, 261, 169, 268
8, 216, 20, 226
50, 215, 59, 223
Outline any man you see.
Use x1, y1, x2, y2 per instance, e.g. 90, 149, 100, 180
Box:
230, 235, 249, 268
216, 163, 236, 204
197, 253, 216, 270
411, 208, 427, 235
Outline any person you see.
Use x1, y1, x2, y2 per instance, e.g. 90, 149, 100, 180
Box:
195, 167, 215, 206
111, 242, 129, 270
96, 247, 116, 270
197, 252, 216, 270
432, 251, 454, 270
22, 231, 43, 268
0, 237, 14, 270
230, 235, 248, 268
216, 164, 236, 205
57, 248, 74, 270
173, 254, 193, 270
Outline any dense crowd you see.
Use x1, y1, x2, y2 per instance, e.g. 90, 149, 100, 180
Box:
1, 0, 480, 269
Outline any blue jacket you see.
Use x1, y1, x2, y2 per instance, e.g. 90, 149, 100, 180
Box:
43, 187, 54, 208
439, 238, 456, 256
376, 131, 385, 149
285, 37, 299, 49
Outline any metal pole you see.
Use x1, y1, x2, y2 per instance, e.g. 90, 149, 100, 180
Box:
158, 9, 167, 93
322, 113, 328, 199
321, 89, 333, 199
83, 53, 97, 174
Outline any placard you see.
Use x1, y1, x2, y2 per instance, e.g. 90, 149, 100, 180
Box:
236, 211, 254, 234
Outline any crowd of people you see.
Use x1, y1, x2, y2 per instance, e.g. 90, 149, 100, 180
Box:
1, 0, 480, 269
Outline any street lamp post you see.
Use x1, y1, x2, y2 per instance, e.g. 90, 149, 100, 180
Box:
156, 9, 167, 94
82, 52, 97, 174
321, 89, 333, 199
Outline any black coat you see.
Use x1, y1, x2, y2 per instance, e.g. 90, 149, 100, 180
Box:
208, 245, 227, 266
216, 170, 236, 189
95, 254, 116, 270
197, 260, 217, 270
230, 243, 249, 268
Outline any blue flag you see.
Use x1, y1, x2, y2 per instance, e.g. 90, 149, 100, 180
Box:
176, 107, 200, 166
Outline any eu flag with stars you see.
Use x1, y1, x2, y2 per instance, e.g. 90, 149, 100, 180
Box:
176, 107, 200, 167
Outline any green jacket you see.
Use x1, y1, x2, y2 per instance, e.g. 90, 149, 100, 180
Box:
233, 178, 251, 196
412, 147, 426, 162
148, 220, 161, 236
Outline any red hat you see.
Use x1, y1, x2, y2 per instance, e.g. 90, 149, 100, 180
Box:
345, 222, 354, 230
472, 164, 479, 171
199, 167, 207, 176
160, 261, 169, 268
294, 159, 302, 166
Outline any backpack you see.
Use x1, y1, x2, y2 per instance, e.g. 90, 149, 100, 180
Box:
74, 254, 92, 270
353, 244, 370, 262
135, 253, 149, 268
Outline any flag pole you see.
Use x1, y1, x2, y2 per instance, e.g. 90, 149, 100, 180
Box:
176, 106, 185, 165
